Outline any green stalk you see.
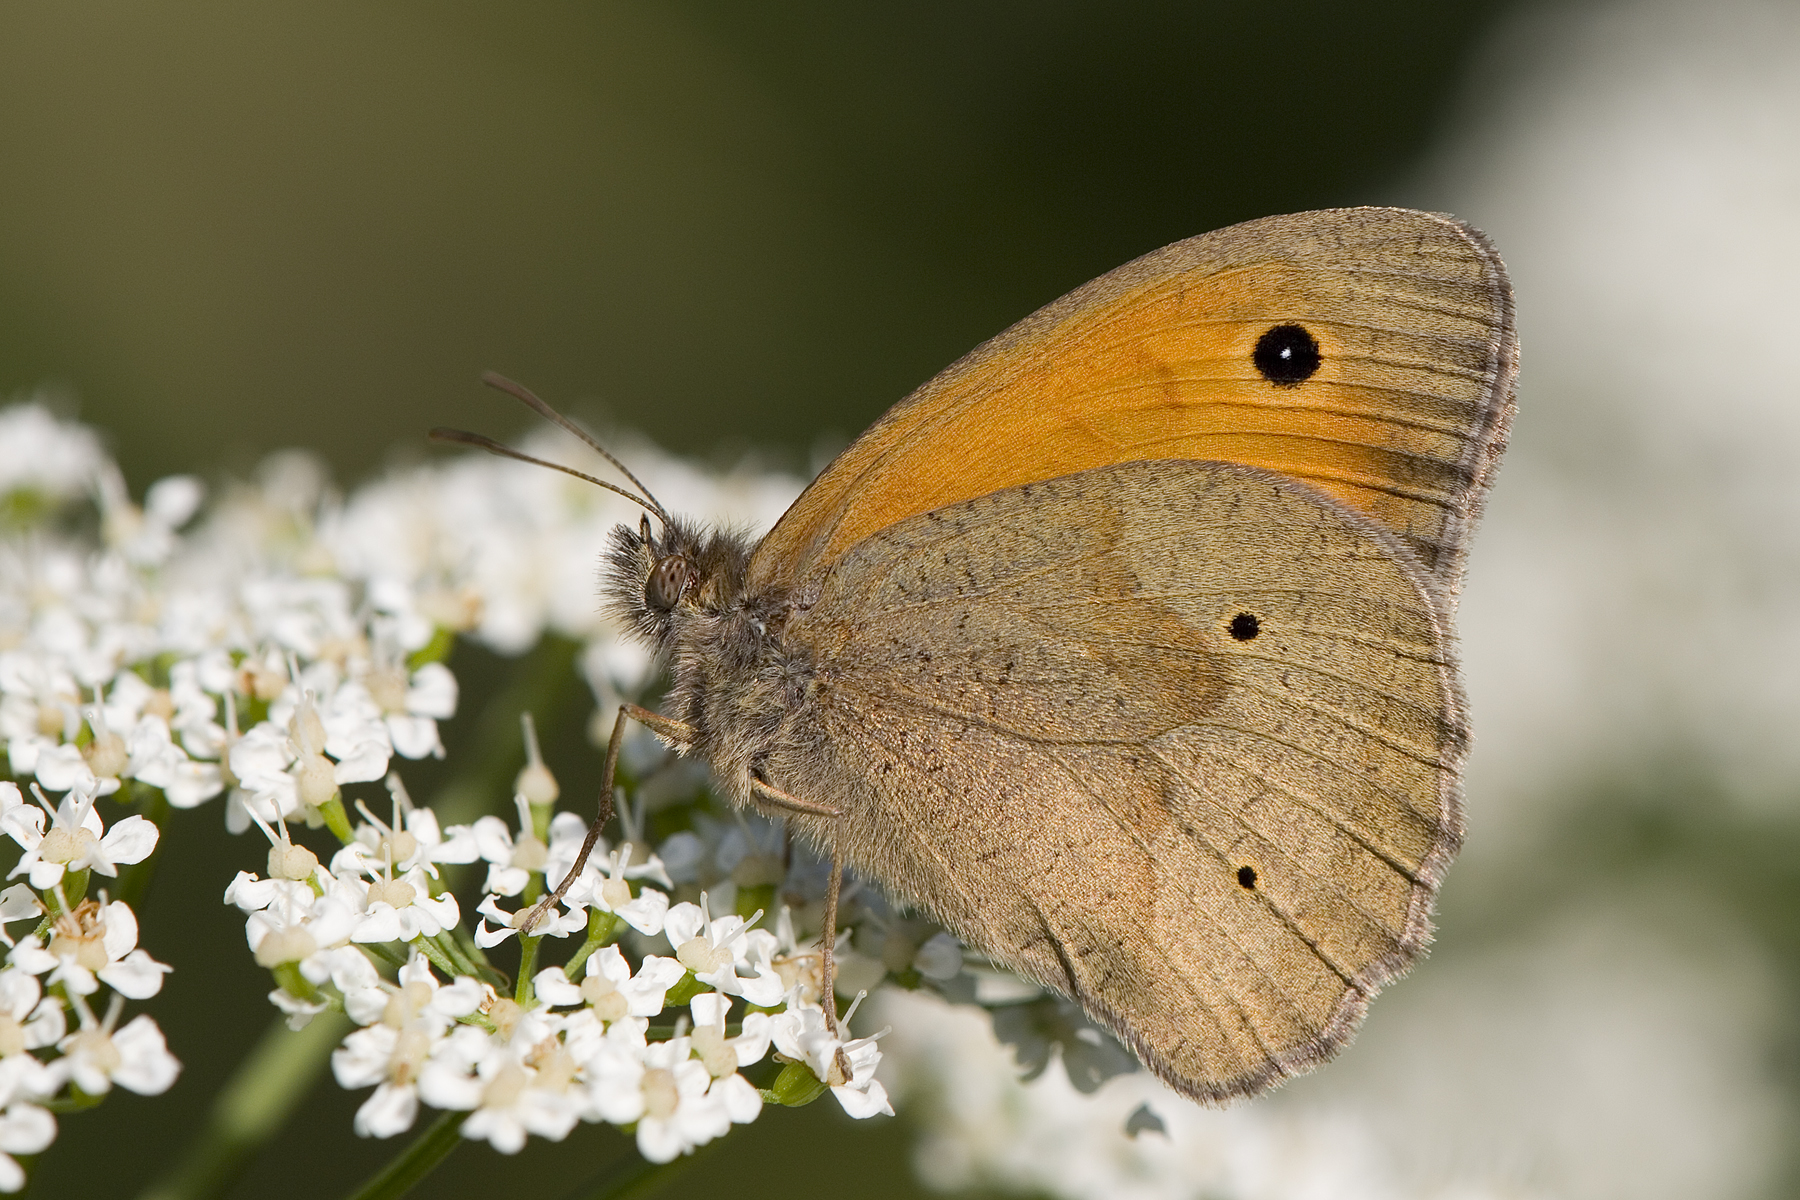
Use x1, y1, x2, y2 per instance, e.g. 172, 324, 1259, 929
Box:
410, 934, 460, 979
563, 909, 622, 980
317, 794, 354, 843
117, 785, 171, 909
341, 1110, 464, 1200
515, 934, 542, 1005
133, 1010, 352, 1200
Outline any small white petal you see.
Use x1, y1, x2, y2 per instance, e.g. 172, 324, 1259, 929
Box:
433, 977, 485, 1019
7, 942, 54, 977
352, 906, 405, 944
354, 1082, 420, 1139
417, 1063, 483, 1112
635, 1116, 683, 1164
615, 889, 669, 937
23, 861, 64, 892
331, 740, 391, 785
712, 1073, 762, 1124
729, 966, 786, 1009
404, 663, 458, 719
385, 715, 442, 761
462, 1107, 527, 1154
97, 950, 172, 1000
0, 1104, 55, 1156
833, 1078, 893, 1119
144, 474, 204, 525
108, 1015, 182, 1095
99, 901, 139, 960
533, 967, 584, 1007
0, 886, 38, 926
95, 814, 158, 868
52, 961, 98, 998
0, 808, 42, 855
482, 864, 530, 898
0, 974, 37, 1024
333, 1025, 399, 1089
223, 872, 279, 911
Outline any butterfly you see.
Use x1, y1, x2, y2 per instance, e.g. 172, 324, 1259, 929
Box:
439, 206, 1517, 1102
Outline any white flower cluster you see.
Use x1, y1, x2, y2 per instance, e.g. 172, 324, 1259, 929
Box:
0, 780, 180, 1192
228, 786, 893, 1161
0, 400, 929, 1182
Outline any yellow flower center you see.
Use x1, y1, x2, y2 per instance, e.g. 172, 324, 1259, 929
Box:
367, 878, 416, 909
364, 667, 410, 714
677, 937, 727, 975
38, 826, 95, 865
641, 1068, 680, 1120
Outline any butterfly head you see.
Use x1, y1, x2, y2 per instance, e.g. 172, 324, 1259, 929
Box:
604, 514, 755, 649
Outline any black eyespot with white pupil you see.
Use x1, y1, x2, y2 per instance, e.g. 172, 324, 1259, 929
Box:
646, 555, 690, 612
1229, 612, 1260, 641
1252, 324, 1321, 386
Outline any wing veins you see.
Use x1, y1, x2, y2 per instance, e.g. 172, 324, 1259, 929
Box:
1042, 750, 1316, 1059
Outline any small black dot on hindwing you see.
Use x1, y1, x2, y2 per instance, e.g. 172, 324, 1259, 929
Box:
1228, 612, 1260, 641
1236, 865, 1258, 889
1252, 324, 1321, 386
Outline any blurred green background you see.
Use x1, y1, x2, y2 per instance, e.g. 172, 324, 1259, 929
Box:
0, 1, 1510, 491
9, 3, 1798, 1199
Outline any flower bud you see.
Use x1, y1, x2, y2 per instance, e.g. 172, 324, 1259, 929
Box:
268, 842, 319, 881
295, 752, 337, 808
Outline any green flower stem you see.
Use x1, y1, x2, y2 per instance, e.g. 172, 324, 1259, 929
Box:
272, 961, 322, 1004
41, 1086, 106, 1115
411, 933, 460, 979
318, 794, 354, 843
342, 1109, 464, 1200
424, 929, 474, 978
133, 1009, 352, 1200
663, 971, 707, 1007
360, 940, 407, 970
53, 869, 89, 913
563, 908, 622, 979
528, 798, 554, 843
406, 625, 456, 670
514, 934, 542, 1005
117, 785, 171, 909
448, 921, 499, 973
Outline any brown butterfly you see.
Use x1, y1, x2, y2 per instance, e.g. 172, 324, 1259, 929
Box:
438, 206, 1517, 1102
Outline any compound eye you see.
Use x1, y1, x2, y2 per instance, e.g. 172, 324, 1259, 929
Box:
645, 555, 690, 612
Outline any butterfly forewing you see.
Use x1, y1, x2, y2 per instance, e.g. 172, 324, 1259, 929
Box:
770, 460, 1465, 1100
749, 206, 1515, 603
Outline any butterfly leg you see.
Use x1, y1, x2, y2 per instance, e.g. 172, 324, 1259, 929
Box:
749, 775, 842, 817
818, 845, 856, 1084
745, 779, 851, 1071
521, 703, 691, 933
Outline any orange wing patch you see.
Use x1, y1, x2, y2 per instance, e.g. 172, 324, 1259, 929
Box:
749, 207, 1516, 600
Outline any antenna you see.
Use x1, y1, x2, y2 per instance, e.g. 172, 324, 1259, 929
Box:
479, 372, 671, 526
426, 428, 663, 519
429, 374, 672, 526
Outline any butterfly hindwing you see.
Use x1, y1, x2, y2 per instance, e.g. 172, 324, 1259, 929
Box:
768, 459, 1465, 1101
